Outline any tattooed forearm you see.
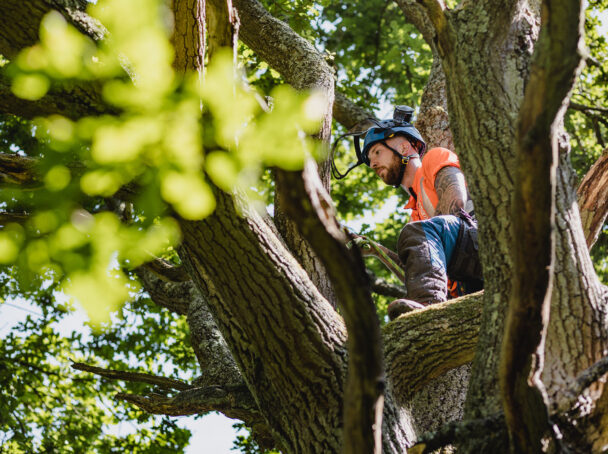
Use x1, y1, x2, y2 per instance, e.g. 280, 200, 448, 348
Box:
434, 166, 468, 216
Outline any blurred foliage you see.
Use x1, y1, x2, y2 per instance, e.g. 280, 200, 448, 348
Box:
0, 0, 606, 453
3, 0, 324, 325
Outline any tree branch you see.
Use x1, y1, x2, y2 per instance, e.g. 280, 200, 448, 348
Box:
205, 0, 233, 61
577, 149, 608, 249
0, 2, 114, 120
84, 353, 274, 449
0, 211, 30, 225
394, 0, 440, 49
178, 189, 353, 453
71, 361, 192, 391
115, 383, 274, 447
384, 291, 483, 402
228, 0, 340, 306
409, 413, 506, 454
557, 355, 608, 414
171, 0, 205, 73
500, 0, 586, 451
232, 0, 333, 92
275, 161, 386, 454
0, 152, 137, 200
0, 152, 39, 189
410, 354, 608, 453
570, 102, 608, 116
135, 265, 192, 315
413, 0, 452, 57
183, 277, 245, 390
0, 0, 104, 60
367, 271, 407, 299
333, 92, 375, 130
0, 71, 113, 120
115, 384, 249, 415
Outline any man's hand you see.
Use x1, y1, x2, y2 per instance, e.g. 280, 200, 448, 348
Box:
434, 166, 469, 216
349, 234, 377, 257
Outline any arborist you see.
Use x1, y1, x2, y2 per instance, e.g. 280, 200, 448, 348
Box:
333, 106, 483, 320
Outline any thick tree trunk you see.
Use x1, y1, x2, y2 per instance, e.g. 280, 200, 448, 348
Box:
411, 0, 608, 450
544, 150, 608, 408
436, 3, 541, 424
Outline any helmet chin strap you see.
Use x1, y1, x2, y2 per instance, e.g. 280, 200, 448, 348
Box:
395, 162, 407, 188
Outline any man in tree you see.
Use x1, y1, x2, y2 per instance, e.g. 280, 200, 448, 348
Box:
357, 110, 483, 320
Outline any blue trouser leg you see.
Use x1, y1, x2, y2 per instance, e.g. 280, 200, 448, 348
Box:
396, 215, 462, 303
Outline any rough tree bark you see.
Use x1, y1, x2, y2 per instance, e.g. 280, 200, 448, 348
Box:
408, 0, 608, 451
578, 149, 608, 249
1, 0, 608, 452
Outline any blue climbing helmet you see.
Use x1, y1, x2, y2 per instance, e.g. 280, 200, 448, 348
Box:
331, 105, 427, 180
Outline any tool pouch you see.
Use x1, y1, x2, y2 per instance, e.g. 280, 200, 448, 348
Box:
447, 211, 483, 282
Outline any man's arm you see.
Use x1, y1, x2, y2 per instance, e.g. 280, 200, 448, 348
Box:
433, 166, 469, 216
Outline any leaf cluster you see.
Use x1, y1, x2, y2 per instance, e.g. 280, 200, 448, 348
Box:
0, 273, 195, 452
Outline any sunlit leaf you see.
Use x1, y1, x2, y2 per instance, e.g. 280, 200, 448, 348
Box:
161, 172, 216, 220
11, 73, 50, 100
205, 151, 239, 191
44, 165, 71, 191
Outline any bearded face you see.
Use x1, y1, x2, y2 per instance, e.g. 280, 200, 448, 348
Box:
375, 152, 402, 186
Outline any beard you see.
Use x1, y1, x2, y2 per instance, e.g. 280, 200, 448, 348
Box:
377, 154, 403, 186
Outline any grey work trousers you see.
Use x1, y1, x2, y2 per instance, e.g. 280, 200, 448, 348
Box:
397, 215, 483, 304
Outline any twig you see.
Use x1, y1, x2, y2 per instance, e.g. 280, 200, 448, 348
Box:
367, 271, 407, 299
570, 102, 608, 115
408, 413, 505, 454
557, 355, 608, 414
